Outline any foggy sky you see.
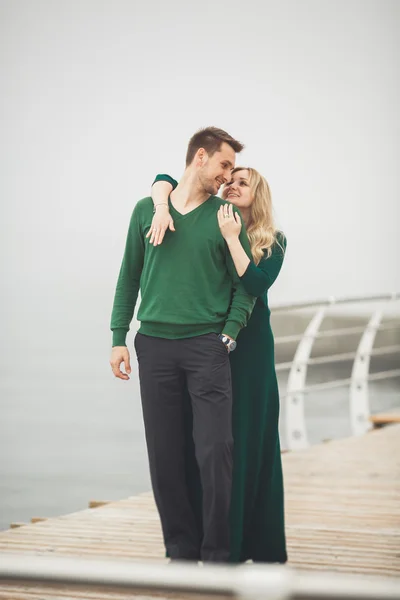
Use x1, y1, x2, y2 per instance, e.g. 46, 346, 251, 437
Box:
1, 0, 399, 368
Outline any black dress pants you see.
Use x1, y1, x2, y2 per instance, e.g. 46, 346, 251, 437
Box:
134, 332, 233, 562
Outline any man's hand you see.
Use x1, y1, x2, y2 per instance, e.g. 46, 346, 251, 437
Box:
146, 205, 175, 246
110, 346, 132, 380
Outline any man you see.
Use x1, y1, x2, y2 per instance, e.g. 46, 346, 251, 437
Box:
110, 127, 255, 563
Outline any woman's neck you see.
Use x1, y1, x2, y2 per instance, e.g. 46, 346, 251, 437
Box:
240, 208, 251, 229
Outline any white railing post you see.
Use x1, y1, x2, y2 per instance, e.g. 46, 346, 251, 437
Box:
349, 309, 383, 436
286, 304, 331, 450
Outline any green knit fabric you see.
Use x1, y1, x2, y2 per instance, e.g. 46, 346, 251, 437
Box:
153, 173, 288, 563
110, 196, 255, 346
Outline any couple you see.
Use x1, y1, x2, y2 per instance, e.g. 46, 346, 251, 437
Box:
110, 126, 287, 564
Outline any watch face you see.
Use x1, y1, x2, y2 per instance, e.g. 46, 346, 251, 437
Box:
218, 334, 236, 351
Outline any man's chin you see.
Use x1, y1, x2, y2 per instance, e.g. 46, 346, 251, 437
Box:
205, 186, 218, 196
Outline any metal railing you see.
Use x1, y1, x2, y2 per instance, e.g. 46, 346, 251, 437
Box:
271, 293, 400, 313
269, 293, 400, 450
0, 553, 399, 600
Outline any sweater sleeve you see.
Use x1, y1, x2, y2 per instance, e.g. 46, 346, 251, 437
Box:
223, 209, 256, 339
110, 203, 145, 346
152, 173, 178, 189
240, 232, 287, 298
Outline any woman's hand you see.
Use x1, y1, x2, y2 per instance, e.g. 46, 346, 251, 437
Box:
217, 203, 242, 242
146, 205, 175, 246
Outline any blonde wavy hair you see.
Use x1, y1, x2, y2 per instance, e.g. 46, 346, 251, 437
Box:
224, 167, 283, 264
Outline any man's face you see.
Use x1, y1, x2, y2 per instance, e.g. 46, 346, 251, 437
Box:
198, 142, 236, 196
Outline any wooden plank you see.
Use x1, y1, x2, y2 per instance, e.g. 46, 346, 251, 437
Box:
0, 424, 399, 599
88, 501, 111, 509
370, 408, 400, 427
30, 518, 47, 524
0, 582, 218, 600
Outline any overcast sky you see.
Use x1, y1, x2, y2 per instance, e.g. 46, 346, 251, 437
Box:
1, 0, 399, 368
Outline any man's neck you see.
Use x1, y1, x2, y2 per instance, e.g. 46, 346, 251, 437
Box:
170, 170, 210, 213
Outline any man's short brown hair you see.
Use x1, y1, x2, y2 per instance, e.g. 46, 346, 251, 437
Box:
186, 126, 244, 166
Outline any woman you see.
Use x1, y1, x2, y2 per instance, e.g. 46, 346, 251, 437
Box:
149, 168, 287, 563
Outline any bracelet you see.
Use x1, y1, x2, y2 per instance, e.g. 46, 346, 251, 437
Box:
153, 203, 169, 214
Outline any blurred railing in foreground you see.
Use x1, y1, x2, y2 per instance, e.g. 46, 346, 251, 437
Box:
0, 553, 399, 600
271, 293, 400, 450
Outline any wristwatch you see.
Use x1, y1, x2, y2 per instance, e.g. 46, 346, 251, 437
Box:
218, 334, 237, 352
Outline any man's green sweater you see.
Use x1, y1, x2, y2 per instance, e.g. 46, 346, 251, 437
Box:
110, 195, 255, 346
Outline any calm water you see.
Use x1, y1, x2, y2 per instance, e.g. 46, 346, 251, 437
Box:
1, 314, 399, 531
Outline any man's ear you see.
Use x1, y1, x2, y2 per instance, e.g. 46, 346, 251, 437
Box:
196, 147, 207, 167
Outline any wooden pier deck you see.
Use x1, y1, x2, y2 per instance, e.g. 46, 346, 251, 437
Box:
0, 424, 399, 599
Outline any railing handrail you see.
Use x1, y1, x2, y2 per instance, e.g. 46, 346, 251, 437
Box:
270, 292, 400, 313
281, 368, 400, 397
0, 553, 399, 600
276, 344, 400, 371
275, 321, 400, 345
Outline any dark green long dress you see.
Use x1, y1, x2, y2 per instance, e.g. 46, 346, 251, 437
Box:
152, 174, 287, 563
228, 236, 287, 563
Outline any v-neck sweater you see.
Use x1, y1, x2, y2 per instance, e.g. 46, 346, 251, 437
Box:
110, 196, 255, 346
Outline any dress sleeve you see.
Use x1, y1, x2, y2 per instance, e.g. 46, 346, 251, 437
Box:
152, 174, 178, 189
240, 232, 287, 297
223, 209, 256, 339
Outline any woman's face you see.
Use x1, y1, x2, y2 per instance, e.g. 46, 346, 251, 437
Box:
222, 169, 252, 209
